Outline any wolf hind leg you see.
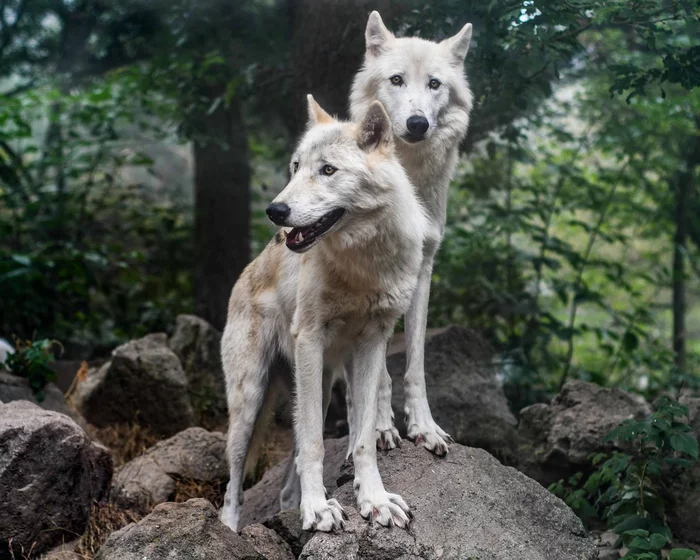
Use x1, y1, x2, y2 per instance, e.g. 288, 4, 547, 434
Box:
220, 319, 275, 532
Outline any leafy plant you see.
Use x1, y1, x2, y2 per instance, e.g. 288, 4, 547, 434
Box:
4, 338, 59, 401
550, 397, 699, 559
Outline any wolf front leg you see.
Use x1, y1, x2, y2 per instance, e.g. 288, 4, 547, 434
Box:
294, 330, 346, 531
403, 253, 453, 456
350, 328, 411, 527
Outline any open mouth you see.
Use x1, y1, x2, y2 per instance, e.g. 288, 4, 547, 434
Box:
285, 208, 345, 252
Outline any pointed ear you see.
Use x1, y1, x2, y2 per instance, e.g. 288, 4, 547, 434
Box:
358, 101, 392, 152
306, 94, 334, 127
441, 23, 472, 65
365, 11, 393, 56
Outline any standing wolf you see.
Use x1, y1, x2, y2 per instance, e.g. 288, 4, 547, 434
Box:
349, 12, 473, 455
220, 96, 428, 532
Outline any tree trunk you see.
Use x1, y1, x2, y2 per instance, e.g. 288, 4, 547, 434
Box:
193, 94, 250, 330
672, 115, 700, 372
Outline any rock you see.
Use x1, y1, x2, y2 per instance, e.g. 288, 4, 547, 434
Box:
169, 314, 228, 427
387, 326, 518, 462
300, 441, 597, 560
241, 524, 295, 560
263, 510, 311, 558
73, 334, 196, 437
518, 380, 652, 486
111, 427, 227, 511
39, 541, 82, 560
240, 437, 349, 528
0, 401, 112, 557
668, 395, 700, 546
0, 371, 87, 429
95, 498, 263, 560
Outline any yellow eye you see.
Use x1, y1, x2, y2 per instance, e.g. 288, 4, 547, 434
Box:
292, 161, 299, 174
390, 75, 403, 86
429, 78, 441, 90
322, 164, 337, 176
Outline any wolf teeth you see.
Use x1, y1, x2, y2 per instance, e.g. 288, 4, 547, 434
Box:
296, 231, 303, 243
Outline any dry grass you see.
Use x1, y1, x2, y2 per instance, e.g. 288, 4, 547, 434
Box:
73, 502, 142, 559
89, 423, 160, 468
172, 477, 227, 509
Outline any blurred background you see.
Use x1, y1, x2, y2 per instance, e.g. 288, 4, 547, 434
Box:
0, 0, 698, 408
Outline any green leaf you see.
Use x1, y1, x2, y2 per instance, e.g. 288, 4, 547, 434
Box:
649, 533, 667, 549
669, 549, 696, 560
622, 529, 649, 538
670, 433, 699, 459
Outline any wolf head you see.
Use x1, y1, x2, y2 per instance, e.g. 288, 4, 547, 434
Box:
267, 95, 402, 253
350, 11, 473, 147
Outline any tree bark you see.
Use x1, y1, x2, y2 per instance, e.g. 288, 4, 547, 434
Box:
193, 93, 250, 330
672, 115, 700, 372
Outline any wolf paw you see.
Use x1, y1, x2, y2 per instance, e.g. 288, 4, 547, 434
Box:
357, 490, 411, 528
376, 426, 401, 451
406, 414, 453, 456
300, 498, 347, 532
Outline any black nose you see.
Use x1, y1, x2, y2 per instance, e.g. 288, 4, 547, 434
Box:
406, 115, 429, 137
266, 202, 291, 225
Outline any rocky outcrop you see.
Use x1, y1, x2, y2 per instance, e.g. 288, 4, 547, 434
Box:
0, 371, 87, 428
111, 427, 227, 511
517, 380, 652, 486
0, 401, 112, 557
300, 440, 597, 560
387, 326, 518, 462
73, 334, 196, 437
240, 437, 349, 528
168, 314, 228, 427
95, 499, 263, 560
241, 524, 295, 560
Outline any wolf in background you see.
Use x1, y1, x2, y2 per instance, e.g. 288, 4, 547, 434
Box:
219, 96, 429, 532
348, 11, 473, 456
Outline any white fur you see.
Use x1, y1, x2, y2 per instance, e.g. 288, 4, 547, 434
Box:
220, 98, 428, 532
349, 12, 473, 454
0, 338, 13, 368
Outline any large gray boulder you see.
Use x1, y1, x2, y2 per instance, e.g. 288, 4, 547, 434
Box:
240, 437, 349, 528
169, 314, 228, 427
240, 524, 295, 560
387, 326, 518, 462
111, 427, 227, 512
73, 334, 196, 437
518, 380, 652, 486
95, 499, 263, 560
0, 401, 112, 557
0, 371, 87, 429
300, 441, 596, 560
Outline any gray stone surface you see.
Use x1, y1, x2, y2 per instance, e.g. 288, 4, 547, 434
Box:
0, 371, 87, 429
518, 380, 652, 486
111, 427, 227, 511
240, 437, 349, 528
168, 314, 228, 427
300, 441, 597, 560
0, 401, 112, 557
387, 326, 518, 462
73, 333, 195, 437
241, 523, 295, 560
95, 499, 263, 560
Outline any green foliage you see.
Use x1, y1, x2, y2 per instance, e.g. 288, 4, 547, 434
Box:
550, 398, 699, 559
5, 338, 58, 401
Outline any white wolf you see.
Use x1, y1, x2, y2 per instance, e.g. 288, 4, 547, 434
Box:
220, 96, 428, 532
348, 12, 473, 455
0, 338, 13, 367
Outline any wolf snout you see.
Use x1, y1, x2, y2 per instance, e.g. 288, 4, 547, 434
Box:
406, 115, 429, 138
266, 202, 291, 225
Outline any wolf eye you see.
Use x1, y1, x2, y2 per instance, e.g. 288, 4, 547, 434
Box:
428, 78, 441, 90
390, 75, 403, 86
292, 161, 299, 174
322, 164, 337, 176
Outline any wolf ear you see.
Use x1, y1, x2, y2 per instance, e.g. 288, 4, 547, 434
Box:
306, 94, 334, 126
441, 23, 472, 65
365, 11, 393, 56
358, 101, 392, 152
